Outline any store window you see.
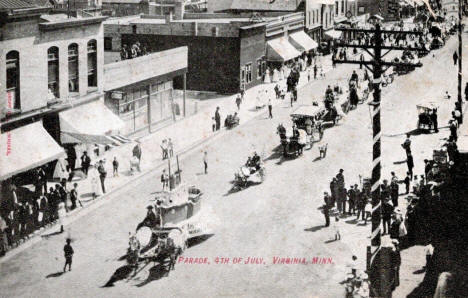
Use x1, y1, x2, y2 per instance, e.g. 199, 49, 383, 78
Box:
6, 50, 20, 110
47, 47, 59, 98
104, 37, 112, 51
87, 39, 97, 88
68, 43, 79, 93
245, 63, 252, 83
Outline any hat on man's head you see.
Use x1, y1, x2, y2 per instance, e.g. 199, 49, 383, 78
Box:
147, 205, 153, 210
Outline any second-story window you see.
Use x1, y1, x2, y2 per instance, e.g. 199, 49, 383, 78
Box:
48, 47, 59, 98
87, 40, 97, 88
6, 50, 20, 110
335, 2, 339, 15
342, 0, 344, 13
68, 43, 79, 93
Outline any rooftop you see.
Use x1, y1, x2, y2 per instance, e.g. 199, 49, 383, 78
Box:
104, 14, 277, 25
0, 0, 37, 10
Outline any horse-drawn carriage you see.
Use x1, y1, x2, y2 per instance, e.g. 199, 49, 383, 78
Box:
127, 226, 186, 273
233, 153, 266, 189
127, 169, 205, 275
417, 102, 438, 131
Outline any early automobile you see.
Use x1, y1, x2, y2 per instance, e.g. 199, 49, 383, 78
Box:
417, 102, 439, 131
233, 153, 266, 189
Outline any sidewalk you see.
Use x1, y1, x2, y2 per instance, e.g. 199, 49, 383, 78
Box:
0, 56, 337, 262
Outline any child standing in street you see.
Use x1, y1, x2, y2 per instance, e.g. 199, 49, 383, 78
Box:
333, 216, 341, 240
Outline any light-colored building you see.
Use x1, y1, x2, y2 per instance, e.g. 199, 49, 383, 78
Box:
442, 0, 459, 22
1, 5, 106, 124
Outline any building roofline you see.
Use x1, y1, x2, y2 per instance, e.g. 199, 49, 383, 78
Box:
39, 15, 108, 30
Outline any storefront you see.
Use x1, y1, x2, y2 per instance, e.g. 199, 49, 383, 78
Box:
103, 48, 188, 136
105, 79, 176, 135
0, 121, 66, 181
289, 30, 319, 54
266, 36, 302, 66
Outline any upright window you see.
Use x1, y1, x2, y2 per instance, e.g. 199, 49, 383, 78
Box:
257, 59, 263, 79
245, 63, 252, 83
342, 0, 344, 13
6, 51, 20, 110
48, 47, 59, 98
335, 2, 339, 15
68, 43, 79, 93
87, 40, 97, 88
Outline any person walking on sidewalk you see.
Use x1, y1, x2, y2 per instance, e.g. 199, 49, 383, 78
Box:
70, 183, 82, 209
168, 138, 174, 157
161, 169, 169, 190
112, 157, 119, 177
215, 107, 221, 131
313, 64, 317, 80
235, 94, 242, 110
63, 238, 74, 272
80, 151, 91, 176
203, 151, 208, 174
453, 51, 458, 65
268, 98, 273, 119
132, 142, 142, 166
161, 139, 168, 160
98, 160, 107, 194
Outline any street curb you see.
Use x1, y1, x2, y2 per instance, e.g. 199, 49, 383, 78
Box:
0, 105, 272, 264
0, 61, 333, 264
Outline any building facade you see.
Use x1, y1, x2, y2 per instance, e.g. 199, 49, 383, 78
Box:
104, 13, 268, 93
103, 47, 188, 135
101, 0, 149, 17
442, 0, 459, 22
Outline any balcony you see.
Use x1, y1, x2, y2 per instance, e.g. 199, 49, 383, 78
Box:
103, 46, 188, 91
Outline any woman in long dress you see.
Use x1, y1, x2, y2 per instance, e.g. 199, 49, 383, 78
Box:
272, 68, 279, 82
53, 158, 69, 181
89, 165, 102, 199
57, 200, 66, 233
264, 68, 271, 84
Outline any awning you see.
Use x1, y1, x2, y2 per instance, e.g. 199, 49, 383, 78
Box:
324, 29, 343, 40
59, 100, 125, 144
458, 113, 468, 153
289, 31, 319, 52
0, 122, 66, 180
266, 37, 301, 62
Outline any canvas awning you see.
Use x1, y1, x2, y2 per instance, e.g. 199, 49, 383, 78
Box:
324, 29, 343, 40
59, 100, 125, 144
0, 122, 66, 180
266, 37, 301, 62
458, 113, 468, 153
289, 31, 319, 52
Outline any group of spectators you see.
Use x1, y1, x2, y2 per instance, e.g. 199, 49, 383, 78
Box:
0, 170, 81, 257
120, 41, 149, 60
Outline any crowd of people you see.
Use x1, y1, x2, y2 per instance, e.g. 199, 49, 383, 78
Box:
120, 41, 149, 60
0, 175, 82, 256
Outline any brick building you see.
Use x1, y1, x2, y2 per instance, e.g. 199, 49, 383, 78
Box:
101, 0, 149, 17
104, 13, 269, 93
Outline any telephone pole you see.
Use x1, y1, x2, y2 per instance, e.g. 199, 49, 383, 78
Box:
333, 22, 423, 296
458, 0, 464, 121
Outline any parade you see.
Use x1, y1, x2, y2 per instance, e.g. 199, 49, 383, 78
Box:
1, 0, 468, 297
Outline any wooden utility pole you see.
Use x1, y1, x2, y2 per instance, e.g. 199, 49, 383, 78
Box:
458, 0, 464, 122
333, 22, 424, 296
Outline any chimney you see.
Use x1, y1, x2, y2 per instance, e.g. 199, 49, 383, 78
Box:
174, 0, 185, 20
165, 11, 173, 23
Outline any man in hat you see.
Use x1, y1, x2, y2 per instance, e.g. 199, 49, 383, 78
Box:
390, 172, 399, 207
401, 134, 411, 157
382, 198, 394, 235
322, 192, 331, 227
132, 142, 142, 168
80, 151, 91, 176
63, 238, 74, 272
97, 160, 107, 194
136, 206, 158, 231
